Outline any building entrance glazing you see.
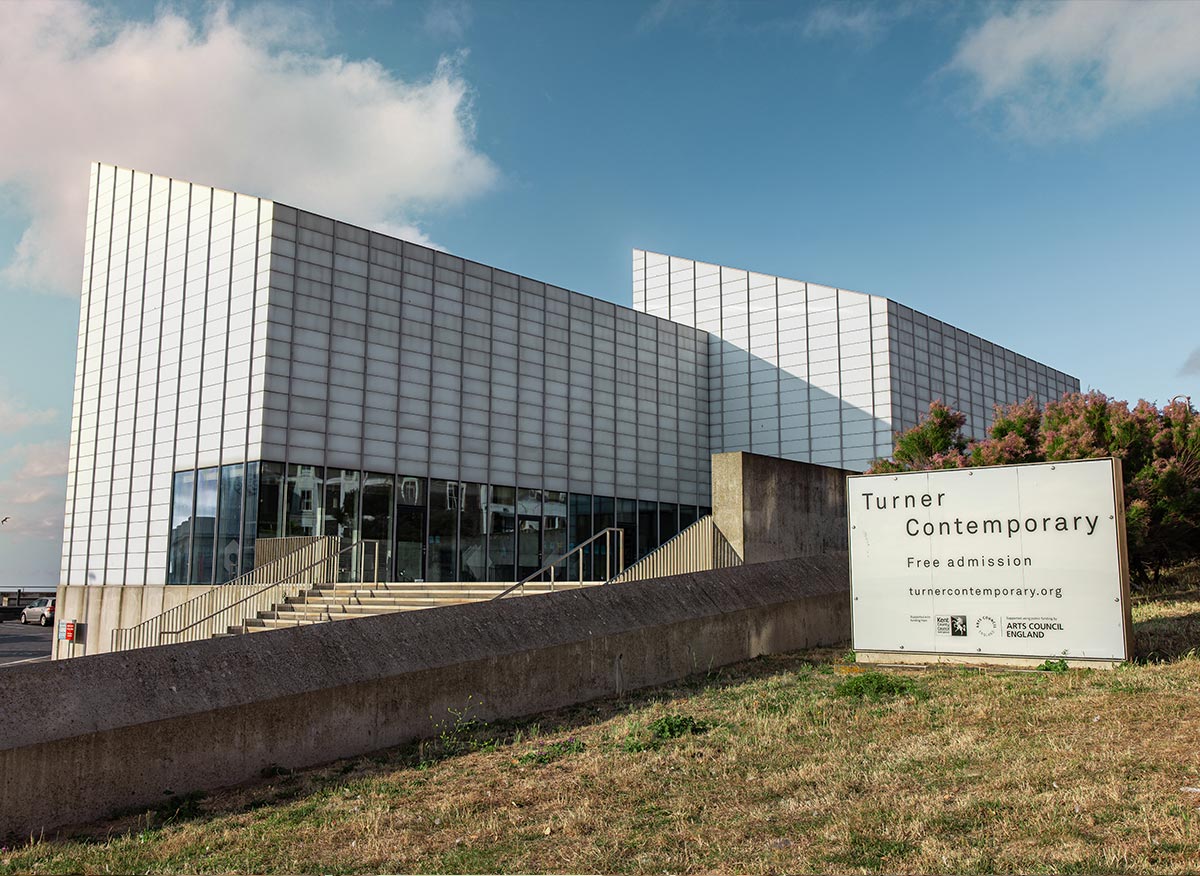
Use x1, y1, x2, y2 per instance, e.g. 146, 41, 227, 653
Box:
166, 461, 709, 585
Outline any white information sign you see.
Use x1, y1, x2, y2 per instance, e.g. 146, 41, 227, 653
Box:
848, 458, 1131, 662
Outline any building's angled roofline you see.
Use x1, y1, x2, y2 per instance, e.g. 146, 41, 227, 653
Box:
634, 246, 1078, 381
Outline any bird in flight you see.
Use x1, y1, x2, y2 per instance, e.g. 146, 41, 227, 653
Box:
1, 517, 9, 524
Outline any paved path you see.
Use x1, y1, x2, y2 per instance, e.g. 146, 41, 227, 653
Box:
0, 620, 53, 666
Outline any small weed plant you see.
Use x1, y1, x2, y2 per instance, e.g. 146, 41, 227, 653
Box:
418, 696, 493, 766
648, 713, 710, 739
516, 737, 585, 766
834, 671, 929, 701
622, 713, 711, 753
1036, 659, 1070, 672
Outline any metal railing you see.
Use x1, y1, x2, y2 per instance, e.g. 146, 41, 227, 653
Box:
492, 527, 625, 600
607, 515, 741, 585
109, 536, 374, 652
154, 539, 383, 646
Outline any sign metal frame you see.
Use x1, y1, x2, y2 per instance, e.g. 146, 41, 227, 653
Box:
847, 457, 1133, 666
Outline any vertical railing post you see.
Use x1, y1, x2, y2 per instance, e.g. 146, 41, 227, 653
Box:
619, 528, 625, 578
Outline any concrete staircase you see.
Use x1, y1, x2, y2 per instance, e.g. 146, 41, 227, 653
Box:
222, 580, 599, 635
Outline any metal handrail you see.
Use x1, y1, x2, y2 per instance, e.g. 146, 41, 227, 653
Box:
110, 536, 340, 652
606, 515, 742, 585
158, 538, 381, 645
492, 527, 625, 601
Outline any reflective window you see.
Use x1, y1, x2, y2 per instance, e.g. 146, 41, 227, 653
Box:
285, 464, 322, 537
168, 470, 194, 585
543, 491, 568, 570
518, 488, 543, 580
593, 496, 614, 580
616, 498, 637, 572
361, 472, 393, 582
256, 462, 284, 541
638, 500, 657, 560
679, 504, 698, 531
241, 461, 260, 574
488, 485, 516, 581
428, 480, 458, 581
191, 467, 219, 585
659, 503, 679, 546
216, 463, 244, 583
460, 482, 488, 582
397, 475, 425, 507
568, 493, 593, 579
325, 469, 361, 580
394, 474, 426, 582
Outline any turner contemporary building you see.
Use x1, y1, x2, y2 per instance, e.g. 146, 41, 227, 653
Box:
61, 163, 1078, 592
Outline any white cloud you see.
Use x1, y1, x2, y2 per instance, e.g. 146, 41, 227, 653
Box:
0, 392, 56, 435
0, 439, 67, 551
950, 0, 1200, 140
0, 1, 498, 295
424, 0, 472, 41
8, 441, 70, 480
802, 3, 900, 41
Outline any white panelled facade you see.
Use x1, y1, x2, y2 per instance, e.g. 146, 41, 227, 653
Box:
62, 167, 710, 589
61, 166, 1078, 591
634, 250, 1078, 472
63, 164, 274, 588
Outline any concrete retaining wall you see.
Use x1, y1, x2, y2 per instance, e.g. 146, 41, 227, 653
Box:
1, 555, 849, 839
51, 583, 264, 660
712, 451, 851, 563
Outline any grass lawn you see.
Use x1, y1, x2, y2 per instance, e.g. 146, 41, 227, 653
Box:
3, 591, 1200, 874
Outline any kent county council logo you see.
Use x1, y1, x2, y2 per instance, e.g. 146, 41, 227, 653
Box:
976, 616, 997, 637
950, 615, 968, 636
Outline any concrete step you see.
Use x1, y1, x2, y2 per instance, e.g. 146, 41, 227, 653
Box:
301, 580, 598, 594
246, 614, 364, 630
284, 595, 484, 609
296, 584, 594, 601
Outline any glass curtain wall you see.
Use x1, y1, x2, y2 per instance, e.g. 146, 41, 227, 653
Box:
460, 483, 488, 582
256, 462, 284, 541
568, 493, 593, 580
285, 464, 322, 537
517, 488, 542, 580
543, 491, 568, 571
394, 475, 426, 581
659, 503, 679, 546
168, 470, 195, 584
638, 500, 658, 560
168, 461, 701, 585
592, 496, 614, 580
241, 461, 261, 575
616, 498, 637, 572
361, 472, 393, 582
215, 464, 244, 583
428, 479, 458, 581
324, 469, 361, 580
190, 467, 219, 585
488, 486, 516, 581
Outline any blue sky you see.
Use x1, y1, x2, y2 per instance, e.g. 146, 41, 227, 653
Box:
1, 0, 1198, 586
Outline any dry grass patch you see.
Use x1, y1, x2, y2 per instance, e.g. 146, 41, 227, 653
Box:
4, 595, 1200, 874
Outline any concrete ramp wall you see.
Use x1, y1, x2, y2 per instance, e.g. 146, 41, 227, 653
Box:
1, 555, 849, 839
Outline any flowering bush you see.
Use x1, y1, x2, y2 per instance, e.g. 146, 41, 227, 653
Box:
871, 393, 1200, 589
